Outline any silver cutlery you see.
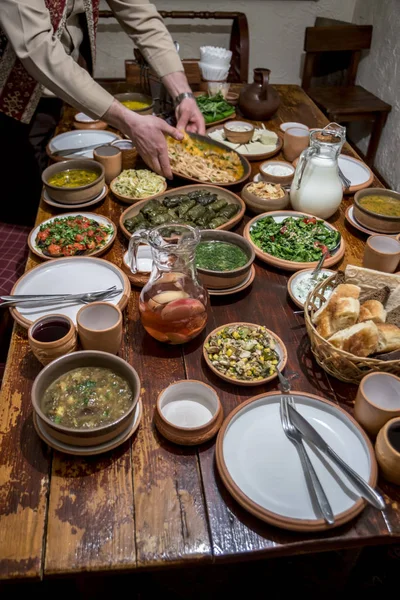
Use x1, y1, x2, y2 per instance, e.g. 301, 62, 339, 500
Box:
0, 286, 116, 302
0, 287, 121, 308
309, 251, 328, 284
338, 166, 351, 190
51, 142, 108, 157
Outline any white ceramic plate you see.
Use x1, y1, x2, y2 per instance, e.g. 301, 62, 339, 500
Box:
42, 185, 108, 210
48, 130, 119, 159
74, 112, 98, 123
10, 256, 129, 328
29, 212, 116, 260
216, 392, 376, 531
338, 155, 373, 194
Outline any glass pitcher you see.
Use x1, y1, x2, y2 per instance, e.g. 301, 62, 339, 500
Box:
128, 224, 208, 344
290, 123, 346, 219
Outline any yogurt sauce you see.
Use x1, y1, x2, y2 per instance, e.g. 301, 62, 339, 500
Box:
292, 270, 334, 306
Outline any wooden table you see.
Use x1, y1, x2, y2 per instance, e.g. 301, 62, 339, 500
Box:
1, 85, 399, 582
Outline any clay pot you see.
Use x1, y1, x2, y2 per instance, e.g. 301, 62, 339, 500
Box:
239, 68, 280, 121
28, 315, 77, 366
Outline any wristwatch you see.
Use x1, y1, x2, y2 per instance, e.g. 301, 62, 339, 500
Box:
174, 92, 195, 108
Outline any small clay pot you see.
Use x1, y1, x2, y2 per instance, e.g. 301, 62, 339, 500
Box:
28, 314, 77, 366
375, 417, 400, 485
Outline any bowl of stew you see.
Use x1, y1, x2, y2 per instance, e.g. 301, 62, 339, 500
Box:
114, 92, 153, 115
31, 350, 140, 447
354, 188, 400, 234
42, 159, 105, 204
195, 230, 255, 290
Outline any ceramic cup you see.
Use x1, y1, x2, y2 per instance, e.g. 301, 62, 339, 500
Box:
111, 139, 138, 171
76, 302, 123, 354
93, 145, 122, 184
28, 314, 77, 366
375, 417, 400, 485
363, 235, 400, 273
354, 372, 400, 437
283, 126, 310, 162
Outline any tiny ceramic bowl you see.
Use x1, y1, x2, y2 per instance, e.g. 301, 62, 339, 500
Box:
196, 230, 255, 290
42, 159, 105, 204
73, 113, 107, 130
354, 188, 400, 234
154, 380, 223, 445
241, 181, 290, 215
122, 245, 153, 287
280, 122, 309, 133
287, 268, 336, 309
31, 350, 140, 447
354, 372, 400, 437
259, 160, 295, 185
375, 416, 400, 485
223, 121, 254, 144
28, 314, 77, 366
114, 92, 154, 115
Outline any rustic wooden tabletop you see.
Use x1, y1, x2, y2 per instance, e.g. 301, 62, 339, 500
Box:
1, 85, 399, 581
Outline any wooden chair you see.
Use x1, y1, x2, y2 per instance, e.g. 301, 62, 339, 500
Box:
301, 23, 391, 167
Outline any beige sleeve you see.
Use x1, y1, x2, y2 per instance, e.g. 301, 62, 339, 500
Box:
107, 0, 183, 78
1, 0, 114, 119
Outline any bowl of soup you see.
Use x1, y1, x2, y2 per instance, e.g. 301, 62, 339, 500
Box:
195, 230, 255, 290
114, 92, 153, 115
354, 188, 400, 234
31, 350, 140, 447
42, 159, 105, 204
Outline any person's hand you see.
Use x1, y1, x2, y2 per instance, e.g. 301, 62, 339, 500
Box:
176, 98, 206, 135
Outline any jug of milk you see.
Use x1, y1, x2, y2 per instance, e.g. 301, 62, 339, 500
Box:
290, 123, 345, 219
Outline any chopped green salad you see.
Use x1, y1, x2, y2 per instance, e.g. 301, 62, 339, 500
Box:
196, 92, 235, 124
250, 215, 340, 262
112, 169, 165, 199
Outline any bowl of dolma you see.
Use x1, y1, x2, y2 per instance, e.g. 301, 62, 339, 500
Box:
119, 185, 246, 240
42, 159, 105, 204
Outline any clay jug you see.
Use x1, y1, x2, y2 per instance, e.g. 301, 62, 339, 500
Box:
239, 68, 280, 120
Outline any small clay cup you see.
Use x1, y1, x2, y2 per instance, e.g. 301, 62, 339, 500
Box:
28, 314, 77, 366
93, 145, 122, 184
223, 121, 254, 144
354, 372, 400, 437
283, 126, 309, 162
375, 417, 400, 485
77, 302, 123, 354
363, 235, 400, 273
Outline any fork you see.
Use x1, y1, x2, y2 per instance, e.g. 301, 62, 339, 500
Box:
280, 395, 335, 525
0, 286, 117, 303
0, 287, 121, 308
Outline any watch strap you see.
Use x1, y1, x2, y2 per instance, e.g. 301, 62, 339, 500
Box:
174, 92, 195, 107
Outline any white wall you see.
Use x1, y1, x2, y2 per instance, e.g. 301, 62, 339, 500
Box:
352, 0, 400, 190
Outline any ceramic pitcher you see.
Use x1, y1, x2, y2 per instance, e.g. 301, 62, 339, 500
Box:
239, 68, 280, 120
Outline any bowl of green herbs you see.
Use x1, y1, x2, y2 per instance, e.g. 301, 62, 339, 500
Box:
195, 92, 236, 126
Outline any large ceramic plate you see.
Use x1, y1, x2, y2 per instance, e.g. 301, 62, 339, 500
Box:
216, 391, 377, 531
207, 125, 282, 162
28, 212, 116, 260
47, 130, 120, 160
119, 184, 246, 240
10, 257, 130, 328
243, 210, 345, 271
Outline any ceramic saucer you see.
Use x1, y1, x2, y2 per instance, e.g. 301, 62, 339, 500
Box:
345, 204, 378, 236
208, 264, 255, 296
42, 184, 108, 209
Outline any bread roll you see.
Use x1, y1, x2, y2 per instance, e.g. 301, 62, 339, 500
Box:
376, 323, 400, 353
317, 312, 334, 339
358, 300, 387, 324
328, 321, 379, 357
331, 297, 360, 332
312, 283, 360, 325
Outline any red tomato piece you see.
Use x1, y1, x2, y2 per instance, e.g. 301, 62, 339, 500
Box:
47, 244, 62, 256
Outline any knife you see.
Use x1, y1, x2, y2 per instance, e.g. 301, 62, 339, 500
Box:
288, 405, 385, 511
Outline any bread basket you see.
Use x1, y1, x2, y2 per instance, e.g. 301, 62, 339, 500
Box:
304, 272, 400, 384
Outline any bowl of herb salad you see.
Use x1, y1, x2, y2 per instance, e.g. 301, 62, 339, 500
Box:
195, 230, 255, 290
244, 210, 345, 271
195, 92, 236, 126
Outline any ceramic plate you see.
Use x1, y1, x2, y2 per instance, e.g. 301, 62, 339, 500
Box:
345, 204, 380, 236
28, 212, 116, 260
47, 130, 120, 160
338, 155, 374, 194
207, 125, 282, 161
42, 185, 108, 210
10, 256, 130, 328
74, 112, 98, 123
243, 210, 345, 271
208, 265, 255, 296
122, 247, 152, 287
216, 391, 377, 531
33, 400, 142, 456
287, 268, 336, 309
205, 112, 236, 128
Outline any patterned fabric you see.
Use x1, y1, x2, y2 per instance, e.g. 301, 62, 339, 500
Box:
0, 0, 99, 123
0, 222, 30, 296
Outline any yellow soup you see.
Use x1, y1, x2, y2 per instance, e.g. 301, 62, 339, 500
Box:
121, 100, 150, 111
48, 169, 99, 188
360, 195, 400, 217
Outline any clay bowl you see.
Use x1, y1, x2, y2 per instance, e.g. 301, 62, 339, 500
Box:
154, 380, 223, 445
287, 268, 336, 309
203, 323, 287, 386
223, 121, 254, 144
114, 92, 154, 115
259, 160, 295, 185
196, 230, 255, 290
226, 92, 239, 106
354, 188, 400, 234
28, 314, 77, 366
375, 417, 400, 485
42, 159, 105, 204
241, 181, 290, 214
110, 174, 167, 205
31, 350, 140, 447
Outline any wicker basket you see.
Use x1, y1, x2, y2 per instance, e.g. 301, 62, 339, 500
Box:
304, 273, 400, 384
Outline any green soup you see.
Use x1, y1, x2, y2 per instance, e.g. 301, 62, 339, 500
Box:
196, 241, 248, 271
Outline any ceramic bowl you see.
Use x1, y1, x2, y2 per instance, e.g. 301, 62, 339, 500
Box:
226, 92, 239, 106
241, 181, 290, 214
354, 189, 400, 234
154, 380, 223, 445
196, 230, 255, 290
287, 268, 336, 309
114, 92, 154, 115
31, 350, 140, 447
76, 302, 123, 355
42, 159, 105, 204
375, 417, 400, 484
28, 314, 77, 366
223, 121, 254, 144
259, 160, 295, 185
354, 372, 400, 437
110, 173, 167, 205
203, 323, 288, 386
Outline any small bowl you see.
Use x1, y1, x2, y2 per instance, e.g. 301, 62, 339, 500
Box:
375, 417, 400, 484
73, 114, 107, 131
28, 314, 77, 366
196, 230, 255, 290
110, 173, 167, 205
122, 246, 152, 287
241, 181, 290, 214
223, 121, 254, 144
280, 122, 309, 133
355, 372, 400, 437
226, 92, 239, 106
42, 159, 105, 204
31, 350, 140, 447
354, 188, 400, 234
154, 380, 223, 445
260, 160, 295, 185
287, 268, 335, 309
114, 92, 154, 115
